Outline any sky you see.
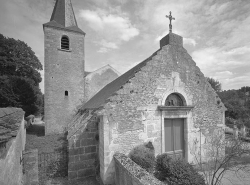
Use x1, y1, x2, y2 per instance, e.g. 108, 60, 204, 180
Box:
0, 0, 249, 92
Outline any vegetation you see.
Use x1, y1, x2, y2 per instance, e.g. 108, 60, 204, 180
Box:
206, 77, 222, 92
207, 77, 250, 128
154, 153, 205, 185
191, 128, 250, 185
0, 33, 43, 116
128, 141, 155, 173
218, 87, 250, 128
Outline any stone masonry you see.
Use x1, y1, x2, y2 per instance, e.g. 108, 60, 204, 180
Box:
68, 32, 226, 185
67, 110, 99, 181
43, 0, 85, 134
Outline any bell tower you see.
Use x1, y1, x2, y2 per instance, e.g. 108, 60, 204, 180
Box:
43, 0, 85, 134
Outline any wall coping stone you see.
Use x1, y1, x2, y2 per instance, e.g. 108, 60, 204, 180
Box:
113, 153, 165, 185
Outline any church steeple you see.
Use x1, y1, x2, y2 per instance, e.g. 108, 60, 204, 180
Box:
50, 0, 77, 27
44, 0, 85, 34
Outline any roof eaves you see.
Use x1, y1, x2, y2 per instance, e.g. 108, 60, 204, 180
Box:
80, 49, 160, 111
43, 21, 86, 35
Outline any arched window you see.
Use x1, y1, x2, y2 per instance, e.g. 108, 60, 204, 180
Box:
61, 36, 69, 50
165, 93, 184, 106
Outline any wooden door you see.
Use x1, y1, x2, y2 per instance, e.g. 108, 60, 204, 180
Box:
164, 119, 184, 159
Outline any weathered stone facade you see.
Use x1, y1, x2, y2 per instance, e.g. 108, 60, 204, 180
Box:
43, 26, 85, 134
43, 0, 120, 135
68, 33, 226, 184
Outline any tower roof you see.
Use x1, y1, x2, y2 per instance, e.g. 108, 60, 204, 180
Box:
44, 0, 85, 35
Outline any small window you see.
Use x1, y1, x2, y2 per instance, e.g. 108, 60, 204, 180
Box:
65, 91, 68, 96
61, 36, 69, 50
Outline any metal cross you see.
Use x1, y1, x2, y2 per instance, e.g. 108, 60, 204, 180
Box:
166, 11, 175, 33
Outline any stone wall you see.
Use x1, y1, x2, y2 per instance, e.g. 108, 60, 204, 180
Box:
44, 26, 85, 134
0, 112, 26, 185
114, 153, 165, 185
68, 113, 99, 182
98, 33, 225, 184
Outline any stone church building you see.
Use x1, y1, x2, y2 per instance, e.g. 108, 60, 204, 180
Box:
43, 0, 119, 134
43, 0, 226, 184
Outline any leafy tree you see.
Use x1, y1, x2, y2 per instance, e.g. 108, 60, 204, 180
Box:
207, 77, 222, 92
218, 87, 250, 127
0, 33, 43, 116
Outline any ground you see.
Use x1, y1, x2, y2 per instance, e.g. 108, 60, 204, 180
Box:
25, 118, 99, 185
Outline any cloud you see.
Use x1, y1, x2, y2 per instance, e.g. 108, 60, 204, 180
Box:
183, 38, 197, 46
97, 40, 118, 53
79, 9, 139, 51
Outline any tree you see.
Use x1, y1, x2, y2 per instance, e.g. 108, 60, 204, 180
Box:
207, 77, 222, 92
191, 128, 250, 185
0, 33, 43, 116
218, 87, 250, 128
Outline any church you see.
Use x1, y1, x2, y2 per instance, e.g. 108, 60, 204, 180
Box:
43, 0, 226, 184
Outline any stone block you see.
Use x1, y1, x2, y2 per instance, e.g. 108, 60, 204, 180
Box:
69, 156, 75, 163
85, 146, 96, 153
80, 153, 96, 160
77, 168, 95, 178
68, 163, 78, 171
68, 171, 77, 180
80, 138, 97, 147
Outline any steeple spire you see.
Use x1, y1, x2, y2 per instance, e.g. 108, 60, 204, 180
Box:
50, 0, 77, 27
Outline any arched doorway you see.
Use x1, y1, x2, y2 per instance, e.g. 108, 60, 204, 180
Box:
164, 93, 185, 158
158, 93, 194, 159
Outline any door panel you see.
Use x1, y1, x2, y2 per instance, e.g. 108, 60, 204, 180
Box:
164, 119, 184, 159
164, 119, 173, 152
174, 119, 184, 151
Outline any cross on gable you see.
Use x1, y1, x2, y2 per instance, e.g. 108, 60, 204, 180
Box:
166, 11, 175, 33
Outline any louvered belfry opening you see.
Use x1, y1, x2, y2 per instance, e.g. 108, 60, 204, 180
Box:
61, 36, 69, 50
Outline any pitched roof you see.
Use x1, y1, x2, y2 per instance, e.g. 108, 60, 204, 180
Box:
43, 0, 85, 35
80, 49, 160, 111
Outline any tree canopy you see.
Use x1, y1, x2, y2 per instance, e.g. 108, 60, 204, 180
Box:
207, 77, 250, 127
0, 33, 43, 116
206, 77, 222, 92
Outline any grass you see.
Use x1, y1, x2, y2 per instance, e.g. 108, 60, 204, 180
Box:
25, 118, 99, 185
25, 120, 67, 153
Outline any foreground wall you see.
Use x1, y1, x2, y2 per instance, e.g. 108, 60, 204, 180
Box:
114, 153, 164, 185
67, 111, 99, 182
0, 113, 26, 185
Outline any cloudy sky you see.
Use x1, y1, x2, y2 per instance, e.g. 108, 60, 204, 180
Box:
0, 0, 249, 92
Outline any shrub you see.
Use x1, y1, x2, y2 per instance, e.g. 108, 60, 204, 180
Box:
155, 154, 205, 185
128, 141, 155, 172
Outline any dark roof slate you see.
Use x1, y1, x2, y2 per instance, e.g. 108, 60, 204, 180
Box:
80, 49, 160, 111
43, 0, 85, 35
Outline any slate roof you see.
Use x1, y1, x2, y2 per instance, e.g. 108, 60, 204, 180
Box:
43, 0, 85, 35
80, 49, 160, 111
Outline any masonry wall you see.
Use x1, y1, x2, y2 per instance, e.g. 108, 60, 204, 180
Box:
44, 26, 85, 134
99, 36, 225, 184
114, 153, 164, 185
0, 116, 26, 185
68, 116, 99, 181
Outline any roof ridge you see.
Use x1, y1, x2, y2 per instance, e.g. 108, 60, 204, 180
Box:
80, 49, 160, 111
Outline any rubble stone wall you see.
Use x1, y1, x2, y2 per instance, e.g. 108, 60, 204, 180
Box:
0, 115, 26, 185
99, 35, 225, 184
